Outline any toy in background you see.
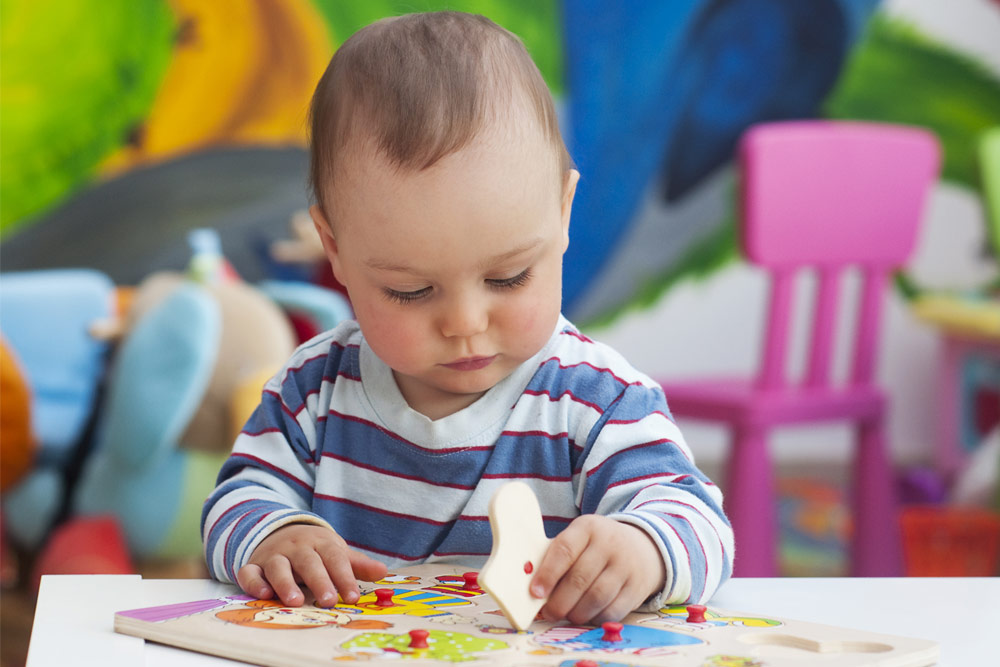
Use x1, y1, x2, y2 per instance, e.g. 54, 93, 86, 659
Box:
0, 229, 352, 585
0, 269, 117, 554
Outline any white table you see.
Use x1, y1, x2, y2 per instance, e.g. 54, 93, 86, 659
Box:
27, 575, 998, 665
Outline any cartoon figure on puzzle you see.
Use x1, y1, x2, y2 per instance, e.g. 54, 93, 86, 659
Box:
336, 629, 508, 663
647, 605, 783, 631
334, 588, 471, 619
372, 573, 423, 586
215, 599, 391, 630
535, 623, 703, 658
422, 572, 488, 598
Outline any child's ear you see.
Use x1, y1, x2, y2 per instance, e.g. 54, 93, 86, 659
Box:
560, 169, 580, 252
309, 205, 347, 285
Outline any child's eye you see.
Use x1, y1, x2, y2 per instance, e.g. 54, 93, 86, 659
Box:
383, 286, 431, 304
487, 268, 532, 290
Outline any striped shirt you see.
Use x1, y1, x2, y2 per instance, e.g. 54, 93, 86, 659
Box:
202, 316, 733, 607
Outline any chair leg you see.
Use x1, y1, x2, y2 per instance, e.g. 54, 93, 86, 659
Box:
726, 425, 778, 577
851, 418, 903, 576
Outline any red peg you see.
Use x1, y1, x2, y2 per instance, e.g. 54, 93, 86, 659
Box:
374, 588, 395, 607
408, 629, 429, 649
462, 571, 481, 591
686, 604, 707, 623
601, 621, 623, 642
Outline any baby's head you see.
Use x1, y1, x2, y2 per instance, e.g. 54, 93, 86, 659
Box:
308, 11, 579, 419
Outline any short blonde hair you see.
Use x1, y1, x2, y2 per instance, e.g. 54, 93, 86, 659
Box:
308, 11, 571, 216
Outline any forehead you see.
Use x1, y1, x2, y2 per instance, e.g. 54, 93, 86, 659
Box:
330, 125, 563, 243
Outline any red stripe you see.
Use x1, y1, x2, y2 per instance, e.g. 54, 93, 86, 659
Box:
606, 410, 674, 425
540, 357, 638, 388
500, 430, 569, 440
561, 329, 593, 343
481, 472, 573, 482
524, 388, 602, 412
230, 453, 312, 490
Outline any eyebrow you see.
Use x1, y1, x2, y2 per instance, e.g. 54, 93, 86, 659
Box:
364, 238, 543, 273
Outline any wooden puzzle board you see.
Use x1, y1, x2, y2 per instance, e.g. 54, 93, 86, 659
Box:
115, 564, 939, 666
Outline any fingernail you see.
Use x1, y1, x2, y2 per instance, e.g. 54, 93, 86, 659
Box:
317, 593, 334, 607
530, 583, 545, 598
343, 590, 359, 604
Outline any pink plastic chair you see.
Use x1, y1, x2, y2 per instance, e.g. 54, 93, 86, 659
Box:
659, 121, 940, 577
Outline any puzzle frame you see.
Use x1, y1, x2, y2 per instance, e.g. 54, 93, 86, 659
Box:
115, 563, 939, 666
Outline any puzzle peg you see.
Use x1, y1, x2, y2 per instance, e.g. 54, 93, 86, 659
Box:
686, 604, 707, 623
408, 629, 429, 649
374, 588, 395, 607
601, 621, 623, 642
462, 571, 481, 591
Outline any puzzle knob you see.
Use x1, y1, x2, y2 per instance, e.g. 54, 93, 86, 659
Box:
408, 629, 429, 649
462, 571, 481, 591
374, 588, 395, 607
686, 604, 707, 623
601, 621, 623, 642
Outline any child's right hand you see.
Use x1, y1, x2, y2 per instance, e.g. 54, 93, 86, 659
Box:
237, 523, 388, 608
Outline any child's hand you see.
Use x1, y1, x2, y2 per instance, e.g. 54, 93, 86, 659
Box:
530, 515, 665, 624
237, 524, 387, 608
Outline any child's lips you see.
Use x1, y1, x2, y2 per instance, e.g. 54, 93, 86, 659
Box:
441, 355, 497, 371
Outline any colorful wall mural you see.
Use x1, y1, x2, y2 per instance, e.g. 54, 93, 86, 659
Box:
2, 0, 999, 471
3, 0, 999, 321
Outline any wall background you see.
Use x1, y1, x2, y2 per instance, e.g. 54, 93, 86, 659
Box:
2, 0, 999, 468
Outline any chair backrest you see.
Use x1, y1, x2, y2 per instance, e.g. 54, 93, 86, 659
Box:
739, 121, 940, 390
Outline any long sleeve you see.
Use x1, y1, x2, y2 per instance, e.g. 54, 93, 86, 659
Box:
579, 381, 733, 607
201, 340, 343, 583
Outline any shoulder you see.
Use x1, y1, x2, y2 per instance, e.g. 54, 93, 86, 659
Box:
265, 319, 364, 393
522, 317, 664, 412
544, 317, 661, 390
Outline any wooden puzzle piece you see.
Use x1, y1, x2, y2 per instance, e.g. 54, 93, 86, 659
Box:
479, 481, 552, 631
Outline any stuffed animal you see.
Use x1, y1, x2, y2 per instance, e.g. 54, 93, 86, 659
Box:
71, 229, 351, 560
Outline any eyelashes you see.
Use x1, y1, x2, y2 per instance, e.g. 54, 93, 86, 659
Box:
382, 268, 533, 305
486, 268, 532, 290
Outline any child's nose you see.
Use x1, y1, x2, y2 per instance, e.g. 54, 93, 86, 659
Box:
439, 294, 488, 338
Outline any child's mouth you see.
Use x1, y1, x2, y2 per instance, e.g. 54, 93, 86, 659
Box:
442, 355, 497, 371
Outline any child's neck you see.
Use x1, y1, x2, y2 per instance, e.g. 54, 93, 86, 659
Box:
392, 373, 486, 421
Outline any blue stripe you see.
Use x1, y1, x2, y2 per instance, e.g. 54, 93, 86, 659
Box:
485, 432, 576, 480
525, 358, 633, 411
319, 413, 494, 488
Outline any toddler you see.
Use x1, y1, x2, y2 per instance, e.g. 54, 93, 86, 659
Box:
203, 10, 733, 625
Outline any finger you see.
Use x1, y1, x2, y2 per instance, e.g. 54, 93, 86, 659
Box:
236, 563, 274, 600
294, 549, 339, 608
565, 570, 626, 625
541, 544, 605, 621
350, 551, 388, 583
317, 545, 363, 605
531, 522, 590, 600
261, 555, 305, 606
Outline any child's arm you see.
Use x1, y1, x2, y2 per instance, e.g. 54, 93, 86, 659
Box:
531, 383, 733, 623
202, 338, 387, 602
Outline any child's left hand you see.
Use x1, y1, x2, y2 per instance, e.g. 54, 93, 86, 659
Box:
530, 514, 665, 624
